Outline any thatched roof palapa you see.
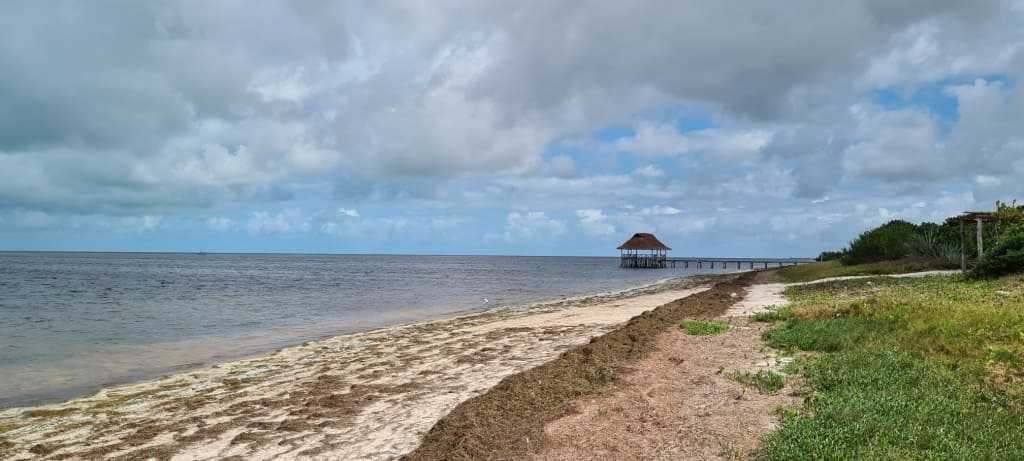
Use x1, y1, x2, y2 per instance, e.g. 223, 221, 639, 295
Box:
617, 233, 672, 251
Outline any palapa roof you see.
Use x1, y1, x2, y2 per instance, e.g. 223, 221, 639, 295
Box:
617, 233, 672, 251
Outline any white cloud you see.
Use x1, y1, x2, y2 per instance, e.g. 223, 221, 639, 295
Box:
247, 209, 309, 233
862, 18, 1021, 88
206, 217, 235, 231
548, 155, 577, 178
499, 211, 567, 241
576, 208, 616, 237
842, 105, 942, 181
120, 215, 162, 232
633, 165, 665, 178
0, 1, 1020, 256
614, 121, 771, 164
639, 205, 682, 216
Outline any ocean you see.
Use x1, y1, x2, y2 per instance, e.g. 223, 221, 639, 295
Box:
0, 252, 729, 409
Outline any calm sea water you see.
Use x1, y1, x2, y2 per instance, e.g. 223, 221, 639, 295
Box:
0, 252, 727, 409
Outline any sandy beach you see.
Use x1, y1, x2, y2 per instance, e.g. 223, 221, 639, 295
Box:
0, 275, 725, 460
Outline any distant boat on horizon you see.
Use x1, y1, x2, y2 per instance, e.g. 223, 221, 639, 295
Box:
196, 251, 207, 256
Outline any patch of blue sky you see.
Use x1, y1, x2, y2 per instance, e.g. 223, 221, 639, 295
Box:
564, 114, 721, 176
592, 125, 633, 142
673, 117, 715, 133
871, 74, 1013, 125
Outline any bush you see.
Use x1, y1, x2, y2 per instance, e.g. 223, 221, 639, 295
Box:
909, 224, 959, 261
818, 251, 843, 262
968, 229, 1024, 279
840, 220, 919, 265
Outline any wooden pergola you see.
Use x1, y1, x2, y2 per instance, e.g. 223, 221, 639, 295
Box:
959, 211, 999, 271
617, 232, 671, 268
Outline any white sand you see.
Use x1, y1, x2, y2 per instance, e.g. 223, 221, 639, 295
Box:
0, 279, 711, 461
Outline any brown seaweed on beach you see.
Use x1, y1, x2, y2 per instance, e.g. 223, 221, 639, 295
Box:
402, 271, 756, 461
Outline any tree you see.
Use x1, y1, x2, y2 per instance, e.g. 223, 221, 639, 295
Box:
840, 220, 919, 265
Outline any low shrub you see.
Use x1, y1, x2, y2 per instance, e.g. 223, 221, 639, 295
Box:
840, 220, 919, 265
818, 251, 843, 262
969, 229, 1024, 279
909, 225, 959, 261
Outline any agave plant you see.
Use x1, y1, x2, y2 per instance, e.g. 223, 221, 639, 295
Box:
909, 228, 959, 262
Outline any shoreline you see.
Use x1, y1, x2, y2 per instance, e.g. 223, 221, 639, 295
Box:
0, 272, 699, 412
0, 272, 732, 460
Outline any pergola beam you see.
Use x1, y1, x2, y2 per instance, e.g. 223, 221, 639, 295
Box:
958, 211, 999, 272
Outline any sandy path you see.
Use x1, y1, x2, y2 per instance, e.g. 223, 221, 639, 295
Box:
534, 319, 799, 461
0, 278, 712, 461
533, 270, 961, 460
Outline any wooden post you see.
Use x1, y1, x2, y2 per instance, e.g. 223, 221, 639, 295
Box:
977, 218, 984, 258
960, 219, 966, 271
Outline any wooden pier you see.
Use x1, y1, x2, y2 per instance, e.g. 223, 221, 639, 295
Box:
620, 254, 668, 268
667, 257, 816, 269
617, 233, 671, 268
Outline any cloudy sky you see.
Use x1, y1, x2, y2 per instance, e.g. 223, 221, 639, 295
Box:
1, 1, 1022, 256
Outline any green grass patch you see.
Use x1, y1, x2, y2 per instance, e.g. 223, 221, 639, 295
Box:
758, 273, 1024, 459
774, 258, 957, 283
764, 317, 890, 352
751, 309, 790, 322
762, 348, 1024, 460
680, 319, 730, 336
727, 370, 785, 394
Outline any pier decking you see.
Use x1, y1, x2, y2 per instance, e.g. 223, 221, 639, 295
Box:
666, 257, 816, 269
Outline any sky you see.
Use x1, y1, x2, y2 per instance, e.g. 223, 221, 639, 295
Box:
1, 1, 1023, 257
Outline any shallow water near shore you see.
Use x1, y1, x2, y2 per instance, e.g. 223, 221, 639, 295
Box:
0, 252, 729, 408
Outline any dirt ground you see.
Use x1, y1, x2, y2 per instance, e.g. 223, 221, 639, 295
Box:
402, 272, 759, 461
534, 318, 799, 461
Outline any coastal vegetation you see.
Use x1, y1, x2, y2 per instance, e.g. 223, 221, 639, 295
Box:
969, 229, 1024, 279
756, 273, 1024, 459
774, 259, 956, 283
727, 370, 785, 395
679, 319, 731, 335
815, 200, 1024, 276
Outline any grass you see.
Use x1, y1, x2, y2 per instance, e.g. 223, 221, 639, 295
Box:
727, 370, 785, 394
680, 319, 731, 336
774, 258, 958, 283
758, 273, 1024, 460
751, 310, 790, 322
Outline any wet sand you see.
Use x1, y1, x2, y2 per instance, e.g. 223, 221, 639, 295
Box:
0, 275, 719, 460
